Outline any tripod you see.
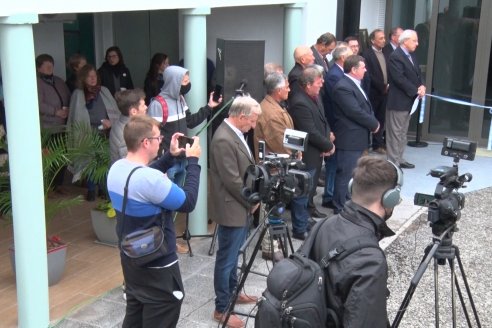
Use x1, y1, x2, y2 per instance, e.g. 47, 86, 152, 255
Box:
222, 203, 294, 328
392, 225, 481, 327
177, 212, 214, 257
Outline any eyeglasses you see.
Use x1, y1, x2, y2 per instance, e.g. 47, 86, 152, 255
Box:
142, 136, 164, 143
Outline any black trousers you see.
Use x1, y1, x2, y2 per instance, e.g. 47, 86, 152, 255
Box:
121, 258, 184, 328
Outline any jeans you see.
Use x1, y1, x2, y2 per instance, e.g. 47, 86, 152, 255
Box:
214, 224, 248, 313
322, 153, 337, 203
290, 195, 309, 234
333, 149, 363, 213
167, 158, 187, 186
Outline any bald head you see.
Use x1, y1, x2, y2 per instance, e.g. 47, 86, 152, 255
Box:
293, 46, 315, 67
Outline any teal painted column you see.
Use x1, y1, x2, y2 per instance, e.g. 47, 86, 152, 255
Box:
0, 14, 50, 327
181, 7, 211, 235
283, 3, 306, 70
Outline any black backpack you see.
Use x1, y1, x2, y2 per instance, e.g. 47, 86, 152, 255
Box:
255, 219, 380, 328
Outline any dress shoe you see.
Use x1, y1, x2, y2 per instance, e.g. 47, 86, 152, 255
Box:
213, 310, 245, 328
321, 200, 336, 209
262, 250, 284, 262
373, 147, 387, 155
236, 293, 258, 304
310, 208, 327, 219
292, 231, 308, 241
399, 161, 415, 169
176, 243, 189, 254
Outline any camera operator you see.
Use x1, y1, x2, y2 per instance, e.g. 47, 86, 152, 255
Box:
210, 95, 262, 328
311, 157, 401, 328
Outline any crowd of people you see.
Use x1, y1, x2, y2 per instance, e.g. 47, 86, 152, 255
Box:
32, 26, 425, 327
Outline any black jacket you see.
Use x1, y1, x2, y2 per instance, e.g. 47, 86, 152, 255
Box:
311, 201, 395, 328
98, 62, 134, 96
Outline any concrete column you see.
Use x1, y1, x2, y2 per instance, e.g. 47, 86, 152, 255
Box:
181, 7, 211, 235
0, 14, 50, 328
283, 3, 306, 70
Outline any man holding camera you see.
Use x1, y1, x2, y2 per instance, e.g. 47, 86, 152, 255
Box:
311, 156, 400, 327
210, 95, 262, 328
107, 115, 201, 327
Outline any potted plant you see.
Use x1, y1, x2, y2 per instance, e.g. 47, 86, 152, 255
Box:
1, 129, 83, 286
65, 123, 117, 246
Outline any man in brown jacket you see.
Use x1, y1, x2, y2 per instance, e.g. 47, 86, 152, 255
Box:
210, 95, 261, 328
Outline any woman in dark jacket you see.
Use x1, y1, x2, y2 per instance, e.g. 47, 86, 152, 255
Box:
143, 53, 169, 105
98, 46, 134, 96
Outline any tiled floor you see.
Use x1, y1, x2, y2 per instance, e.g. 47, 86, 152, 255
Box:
0, 185, 195, 328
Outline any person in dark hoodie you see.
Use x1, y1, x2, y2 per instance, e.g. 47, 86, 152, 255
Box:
98, 46, 134, 96
147, 65, 221, 183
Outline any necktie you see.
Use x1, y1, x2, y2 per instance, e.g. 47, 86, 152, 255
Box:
407, 54, 414, 65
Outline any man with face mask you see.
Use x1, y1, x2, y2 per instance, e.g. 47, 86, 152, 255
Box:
147, 65, 221, 157
311, 156, 402, 328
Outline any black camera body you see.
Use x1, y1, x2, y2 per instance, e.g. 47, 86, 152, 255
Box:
242, 154, 311, 210
414, 138, 475, 235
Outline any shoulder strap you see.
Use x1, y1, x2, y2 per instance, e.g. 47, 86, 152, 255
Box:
118, 166, 143, 240
154, 95, 169, 124
319, 235, 381, 269
297, 218, 328, 257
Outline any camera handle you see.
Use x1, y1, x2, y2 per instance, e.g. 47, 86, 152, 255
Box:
391, 226, 481, 328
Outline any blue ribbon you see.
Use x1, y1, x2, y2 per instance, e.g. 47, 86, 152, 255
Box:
422, 93, 492, 150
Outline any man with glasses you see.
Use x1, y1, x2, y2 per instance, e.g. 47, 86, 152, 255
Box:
107, 115, 201, 327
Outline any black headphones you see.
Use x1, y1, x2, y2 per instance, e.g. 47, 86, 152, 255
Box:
241, 165, 270, 205
348, 160, 403, 208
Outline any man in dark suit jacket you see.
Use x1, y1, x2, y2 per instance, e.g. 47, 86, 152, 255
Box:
383, 26, 403, 58
288, 46, 315, 98
311, 32, 336, 73
210, 96, 261, 327
332, 55, 380, 213
320, 44, 352, 209
386, 29, 426, 169
288, 65, 335, 221
363, 29, 390, 154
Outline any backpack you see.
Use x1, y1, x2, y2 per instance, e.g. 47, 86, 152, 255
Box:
255, 219, 380, 328
152, 95, 169, 125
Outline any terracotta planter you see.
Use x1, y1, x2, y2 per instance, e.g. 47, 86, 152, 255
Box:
90, 209, 118, 246
9, 242, 68, 286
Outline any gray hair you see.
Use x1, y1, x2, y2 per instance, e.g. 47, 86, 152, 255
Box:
228, 95, 262, 117
399, 29, 416, 44
264, 72, 288, 95
264, 62, 283, 79
299, 65, 324, 88
332, 44, 351, 61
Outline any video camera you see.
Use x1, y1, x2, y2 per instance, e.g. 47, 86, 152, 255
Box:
242, 129, 311, 211
414, 138, 475, 235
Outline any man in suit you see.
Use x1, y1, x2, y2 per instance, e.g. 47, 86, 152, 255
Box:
311, 32, 337, 73
321, 44, 352, 210
386, 29, 426, 169
383, 26, 403, 58
332, 55, 380, 213
363, 29, 389, 154
289, 65, 335, 223
288, 46, 315, 97
210, 95, 261, 328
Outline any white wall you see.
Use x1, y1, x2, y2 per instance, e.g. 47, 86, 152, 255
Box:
304, 0, 338, 46
33, 22, 66, 79
360, 0, 386, 33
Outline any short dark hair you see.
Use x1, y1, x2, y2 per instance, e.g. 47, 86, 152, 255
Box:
369, 29, 384, 41
115, 88, 146, 116
36, 54, 54, 68
344, 36, 359, 44
67, 53, 87, 72
124, 115, 160, 152
343, 55, 365, 73
316, 32, 336, 46
351, 157, 398, 206
105, 46, 125, 65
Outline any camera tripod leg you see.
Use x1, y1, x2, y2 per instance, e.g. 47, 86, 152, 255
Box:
392, 242, 440, 328
208, 223, 218, 256
222, 223, 268, 328
453, 247, 482, 327
178, 213, 215, 257
434, 258, 441, 327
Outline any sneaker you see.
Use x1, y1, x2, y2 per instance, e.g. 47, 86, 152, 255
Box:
213, 310, 245, 328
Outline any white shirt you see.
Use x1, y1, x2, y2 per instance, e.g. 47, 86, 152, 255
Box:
344, 73, 368, 101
